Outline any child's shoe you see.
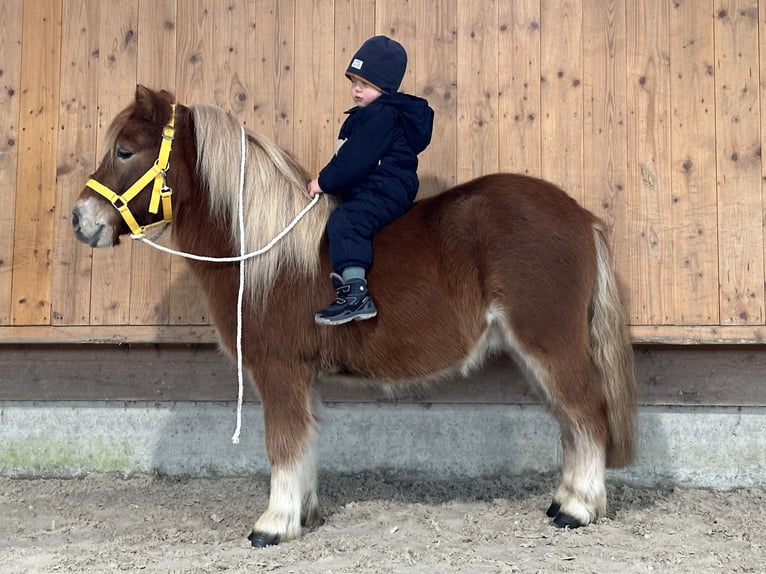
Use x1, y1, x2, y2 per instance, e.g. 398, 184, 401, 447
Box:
315, 273, 378, 325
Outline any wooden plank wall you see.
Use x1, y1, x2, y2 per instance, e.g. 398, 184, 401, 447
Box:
2, 0, 766, 345
4, 345, 766, 407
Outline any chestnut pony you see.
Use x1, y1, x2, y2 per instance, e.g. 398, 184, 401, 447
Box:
72, 86, 636, 547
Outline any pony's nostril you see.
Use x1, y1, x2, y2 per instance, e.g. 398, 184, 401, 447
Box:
71, 210, 80, 229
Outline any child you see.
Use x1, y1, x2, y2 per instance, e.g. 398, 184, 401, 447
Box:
308, 35, 434, 325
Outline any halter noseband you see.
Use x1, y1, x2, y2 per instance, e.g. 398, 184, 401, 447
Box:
86, 104, 176, 236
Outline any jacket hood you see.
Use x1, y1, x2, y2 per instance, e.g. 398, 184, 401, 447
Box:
379, 92, 434, 154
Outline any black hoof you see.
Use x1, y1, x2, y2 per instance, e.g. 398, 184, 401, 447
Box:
546, 502, 561, 518
248, 531, 280, 547
552, 511, 584, 529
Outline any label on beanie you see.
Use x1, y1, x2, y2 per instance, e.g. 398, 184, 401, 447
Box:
350, 58, 363, 70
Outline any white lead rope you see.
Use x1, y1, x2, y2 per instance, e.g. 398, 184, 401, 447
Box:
231, 123, 248, 445
130, 126, 320, 444
131, 194, 321, 262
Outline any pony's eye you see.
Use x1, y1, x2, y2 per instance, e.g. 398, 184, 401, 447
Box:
115, 147, 134, 160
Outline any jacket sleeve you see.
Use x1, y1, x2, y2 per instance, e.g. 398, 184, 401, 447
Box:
317, 106, 397, 193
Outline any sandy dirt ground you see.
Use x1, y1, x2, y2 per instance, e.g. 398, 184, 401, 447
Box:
1, 472, 764, 574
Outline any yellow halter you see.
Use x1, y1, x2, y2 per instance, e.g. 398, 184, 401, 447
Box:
86, 104, 176, 236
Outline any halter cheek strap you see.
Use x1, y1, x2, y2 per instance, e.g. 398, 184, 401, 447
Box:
86, 104, 176, 236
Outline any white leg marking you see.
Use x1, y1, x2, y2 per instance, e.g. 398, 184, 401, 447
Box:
253, 449, 317, 541
556, 426, 606, 525
254, 412, 318, 541
254, 462, 305, 541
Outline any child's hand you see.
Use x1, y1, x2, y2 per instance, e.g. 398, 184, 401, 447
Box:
308, 179, 323, 198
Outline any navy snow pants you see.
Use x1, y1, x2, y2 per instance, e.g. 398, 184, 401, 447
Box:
327, 189, 411, 273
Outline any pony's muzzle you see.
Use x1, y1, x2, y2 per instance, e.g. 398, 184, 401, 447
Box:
71, 199, 113, 248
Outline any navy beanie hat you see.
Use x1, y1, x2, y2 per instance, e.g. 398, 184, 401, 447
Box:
346, 35, 407, 93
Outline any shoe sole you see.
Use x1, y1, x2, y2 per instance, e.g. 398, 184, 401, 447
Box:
314, 311, 377, 326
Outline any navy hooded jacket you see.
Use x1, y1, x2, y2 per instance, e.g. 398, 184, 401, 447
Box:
317, 92, 434, 207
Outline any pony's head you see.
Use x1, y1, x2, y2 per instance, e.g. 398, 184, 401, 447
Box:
72, 85, 177, 247
72, 85, 336, 302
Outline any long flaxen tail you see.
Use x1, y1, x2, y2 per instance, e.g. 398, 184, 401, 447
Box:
589, 223, 637, 468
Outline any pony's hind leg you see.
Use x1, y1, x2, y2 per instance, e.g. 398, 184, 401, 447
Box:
546, 416, 607, 527
300, 391, 322, 528
521, 347, 608, 527
248, 364, 319, 547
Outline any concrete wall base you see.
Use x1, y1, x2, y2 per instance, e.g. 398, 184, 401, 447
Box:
1, 401, 764, 489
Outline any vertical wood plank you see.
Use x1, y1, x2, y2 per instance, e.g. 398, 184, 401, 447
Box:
498, 0, 541, 177
335, 0, 375, 144
415, 0, 458, 197
88, 0, 138, 325
292, 0, 335, 178
626, 0, 673, 324
137, 0, 177, 91
456, 0, 499, 182
540, 0, 583, 201
213, 0, 250, 120
761, 0, 766, 326
127, 0, 177, 326
175, 0, 215, 104
170, 0, 215, 325
375, 0, 416, 91
248, 0, 295, 151
11, 0, 62, 325
714, 0, 763, 324
0, 0, 24, 324
669, 0, 719, 324
582, 0, 630, 287
376, 0, 439, 191
51, 0, 100, 325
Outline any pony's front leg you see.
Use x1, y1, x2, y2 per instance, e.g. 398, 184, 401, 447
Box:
249, 439, 318, 546
248, 364, 319, 547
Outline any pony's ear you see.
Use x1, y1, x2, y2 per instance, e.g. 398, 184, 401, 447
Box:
134, 84, 176, 123
134, 84, 158, 120
135, 84, 153, 110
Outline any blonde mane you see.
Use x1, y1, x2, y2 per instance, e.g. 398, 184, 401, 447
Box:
192, 105, 335, 303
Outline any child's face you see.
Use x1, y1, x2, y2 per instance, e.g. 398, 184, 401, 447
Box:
350, 78, 383, 107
